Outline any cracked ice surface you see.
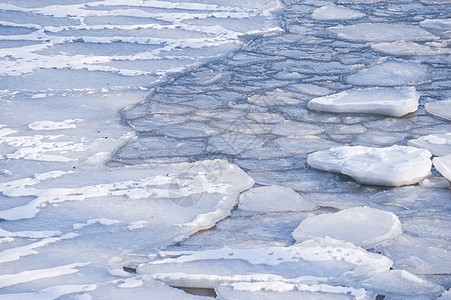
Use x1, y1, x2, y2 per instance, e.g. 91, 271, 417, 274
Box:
1, 0, 451, 298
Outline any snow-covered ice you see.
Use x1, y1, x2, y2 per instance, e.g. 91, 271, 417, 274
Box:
312, 5, 365, 21
307, 87, 420, 117
408, 133, 451, 157
346, 61, 430, 86
307, 145, 433, 186
292, 207, 402, 248
328, 23, 436, 42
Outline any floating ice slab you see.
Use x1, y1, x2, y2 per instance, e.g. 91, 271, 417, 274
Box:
307, 87, 419, 117
215, 281, 371, 299
361, 269, 444, 298
138, 237, 392, 288
346, 61, 430, 86
292, 207, 402, 248
425, 99, 451, 121
408, 133, 451, 157
433, 155, 451, 182
328, 23, 436, 42
312, 5, 365, 20
307, 145, 432, 186
371, 41, 451, 56
239, 185, 316, 212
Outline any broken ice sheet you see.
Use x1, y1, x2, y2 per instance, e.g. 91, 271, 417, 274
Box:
382, 234, 451, 275
433, 155, 451, 182
307, 86, 420, 117
346, 61, 430, 86
312, 4, 365, 20
292, 207, 402, 248
425, 99, 451, 121
138, 237, 392, 289
408, 133, 451, 157
307, 145, 432, 186
328, 23, 436, 42
215, 281, 371, 299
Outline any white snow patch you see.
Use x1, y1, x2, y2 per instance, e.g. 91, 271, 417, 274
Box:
73, 218, 120, 230
307, 86, 419, 117
425, 99, 451, 121
292, 207, 402, 248
28, 119, 83, 131
307, 145, 432, 186
127, 221, 150, 230
0, 262, 91, 289
0, 284, 96, 300
312, 5, 365, 20
239, 185, 316, 212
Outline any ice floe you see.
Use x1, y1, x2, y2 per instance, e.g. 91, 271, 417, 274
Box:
138, 237, 392, 288
292, 207, 402, 248
433, 155, 451, 182
361, 269, 444, 298
346, 61, 430, 86
239, 185, 316, 212
216, 282, 371, 299
307, 145, 432, 186
425, 99, 451, 121
408, 133, 451, 157
312, 5, 365, 20
307, 86, 419, 117
371, 41, 451, 56
382, 234, 451, 275
328, 23, 436, 42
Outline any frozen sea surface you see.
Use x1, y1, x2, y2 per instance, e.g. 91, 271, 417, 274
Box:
1, 0, 451, 298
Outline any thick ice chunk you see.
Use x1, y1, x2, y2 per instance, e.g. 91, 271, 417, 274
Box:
216, 282, 371, 299
328, 23, 436, 42
307, 145, 432, 186
408, 133, 451, 157
138, 237, 392, 288
312, 5, 365, 20
433, 155, 451, 182
292, 207, 402, 248
346, 62, 430, 86
361, 270, 444, 298
425, 99, 451, 121
239, 185, 316, 212
307, 87, 419, 117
